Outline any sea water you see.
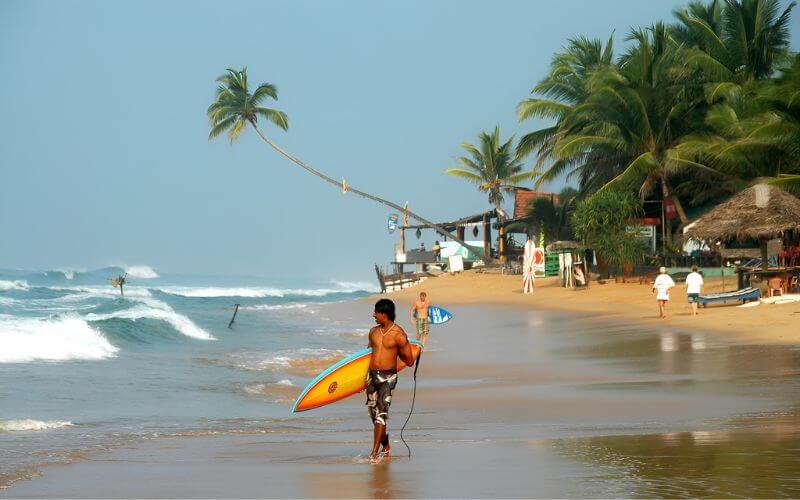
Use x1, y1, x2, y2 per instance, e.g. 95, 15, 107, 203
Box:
0, 266, 376, 488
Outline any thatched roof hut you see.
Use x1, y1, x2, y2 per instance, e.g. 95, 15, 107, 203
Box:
546, 240, 583, 252
683, 184, 800, 242
683, 184, 800, 269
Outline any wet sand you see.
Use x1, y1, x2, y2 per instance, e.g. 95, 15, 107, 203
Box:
5, 300, 800, 498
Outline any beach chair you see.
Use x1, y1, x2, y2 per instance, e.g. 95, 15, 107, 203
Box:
695, 287, 761, 307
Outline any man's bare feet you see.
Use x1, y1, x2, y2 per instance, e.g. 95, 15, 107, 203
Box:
381, 442, 391, 457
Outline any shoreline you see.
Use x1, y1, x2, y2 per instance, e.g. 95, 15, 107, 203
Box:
4, 290, 800, 497
5, 299, 799, 497
374, 270, 800, 345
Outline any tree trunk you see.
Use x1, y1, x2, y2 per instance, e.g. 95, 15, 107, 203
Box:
251, 123, 480, 255
596, 253, 610, 279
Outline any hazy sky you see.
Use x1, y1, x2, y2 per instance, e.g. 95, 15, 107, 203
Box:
1, 1, 797, 282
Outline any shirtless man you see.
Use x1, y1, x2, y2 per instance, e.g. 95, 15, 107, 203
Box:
366, 298, 414, 461
409, 291, 430, 346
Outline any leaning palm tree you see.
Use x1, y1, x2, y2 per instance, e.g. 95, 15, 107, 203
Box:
444, 126, 535, 220
207, 67, 475, 251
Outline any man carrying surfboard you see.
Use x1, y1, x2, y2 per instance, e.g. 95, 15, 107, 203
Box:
410, 291, 430, 346
367, 298, 415, 461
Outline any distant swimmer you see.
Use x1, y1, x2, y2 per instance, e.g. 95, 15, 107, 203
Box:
410, 291, 430, 346
367, 299, 414, 461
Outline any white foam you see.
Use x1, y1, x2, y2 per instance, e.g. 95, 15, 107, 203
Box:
276, 378, 294, 386
0, 419, 74, 432
0, 280, 29, 291
243, 303, 309, 311
157, 283, 373, 298
157, 286, 286, 298
85, 297, 214, 340
53, 285, 153, 301
125, 265, 159, 279
226, 348, 342, 371
0, 316, 119, 363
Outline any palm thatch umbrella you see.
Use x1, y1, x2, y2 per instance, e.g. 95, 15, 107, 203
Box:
683, 184, 800, 269
545, 240, 582, 252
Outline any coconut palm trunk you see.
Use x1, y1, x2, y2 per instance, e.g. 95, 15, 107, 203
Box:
250, 122, 477, 252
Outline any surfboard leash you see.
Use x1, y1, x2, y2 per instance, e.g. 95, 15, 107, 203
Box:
400, 350, 422, 458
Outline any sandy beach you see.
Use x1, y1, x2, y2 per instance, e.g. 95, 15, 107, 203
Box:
5, 291, 799, 498
385, 270, 800, 345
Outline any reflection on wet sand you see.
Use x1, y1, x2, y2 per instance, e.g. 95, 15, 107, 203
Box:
303, 459, 409, 499
553, 410, 800, 498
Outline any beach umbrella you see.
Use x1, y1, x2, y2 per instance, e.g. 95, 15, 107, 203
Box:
523, 239, 535, 294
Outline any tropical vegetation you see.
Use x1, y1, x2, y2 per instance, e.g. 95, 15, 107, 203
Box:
514, 0, 798, 249
444, 126, 536, 221
207, 67, 475, 251
571, 190, 647, 277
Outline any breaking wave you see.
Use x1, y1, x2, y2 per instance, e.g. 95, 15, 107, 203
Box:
85, 297, 214, 341
124, 265, 159, 279
0, 280, 29, 291
0, 419, 74, 432
0, 316, 119, 363
156, 283, 374, 298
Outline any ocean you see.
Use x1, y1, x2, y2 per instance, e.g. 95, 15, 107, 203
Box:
0, 266, 376, 488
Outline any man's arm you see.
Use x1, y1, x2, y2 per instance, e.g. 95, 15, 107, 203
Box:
367, 327, 375, 348
395, 330, 415, 367
409, 302, 416, 319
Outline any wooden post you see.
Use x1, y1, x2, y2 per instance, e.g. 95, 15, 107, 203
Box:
228, 303, 240, 329
499, 225, 506, 264
375, 264, 387, 293
483, 214, 491, 260
760, 238, 768, 270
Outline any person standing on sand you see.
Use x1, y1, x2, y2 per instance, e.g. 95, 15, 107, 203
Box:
686, 265, 704, 316
367, 299, 414, 461
410, 291, 430, 346
652, 267, 675, 319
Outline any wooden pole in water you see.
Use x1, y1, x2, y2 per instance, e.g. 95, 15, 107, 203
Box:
228, 303, 240, 329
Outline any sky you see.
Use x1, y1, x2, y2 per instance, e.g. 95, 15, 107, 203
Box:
1, 0, 798, 283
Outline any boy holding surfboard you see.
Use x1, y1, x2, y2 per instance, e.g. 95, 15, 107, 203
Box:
367, 298, 415, 461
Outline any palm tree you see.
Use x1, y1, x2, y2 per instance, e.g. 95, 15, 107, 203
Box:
207, 67, 475, 251
674, 0, 795, 89
679, 54, 800, 192
516, 35, 620, 194
545, 24, 723, 231
444, 126, 536, 220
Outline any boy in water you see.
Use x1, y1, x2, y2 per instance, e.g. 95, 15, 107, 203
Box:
409, 291, 430, 346
367, 298, 414, 461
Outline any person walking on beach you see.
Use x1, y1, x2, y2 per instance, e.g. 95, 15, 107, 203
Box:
367, 298, 414, 461
652, 267, 675, 319
433, 241, 441, 261
686, 265, 704, 316
410, 291, 430, 346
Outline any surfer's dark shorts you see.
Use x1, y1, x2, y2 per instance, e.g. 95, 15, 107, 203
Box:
366, 369, 397, 425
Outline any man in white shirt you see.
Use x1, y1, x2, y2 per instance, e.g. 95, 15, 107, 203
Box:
685, 265, 704, 316
652, 267, 675, 319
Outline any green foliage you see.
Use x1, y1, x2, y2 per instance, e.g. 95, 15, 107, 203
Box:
207, 67, 288, 143
445, 126, 536, 217
571, 190, 647, 268
514, 0, 798, 225
525, 187, 579, 243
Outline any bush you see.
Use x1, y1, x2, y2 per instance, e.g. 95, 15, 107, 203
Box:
571, 190, 647, 276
